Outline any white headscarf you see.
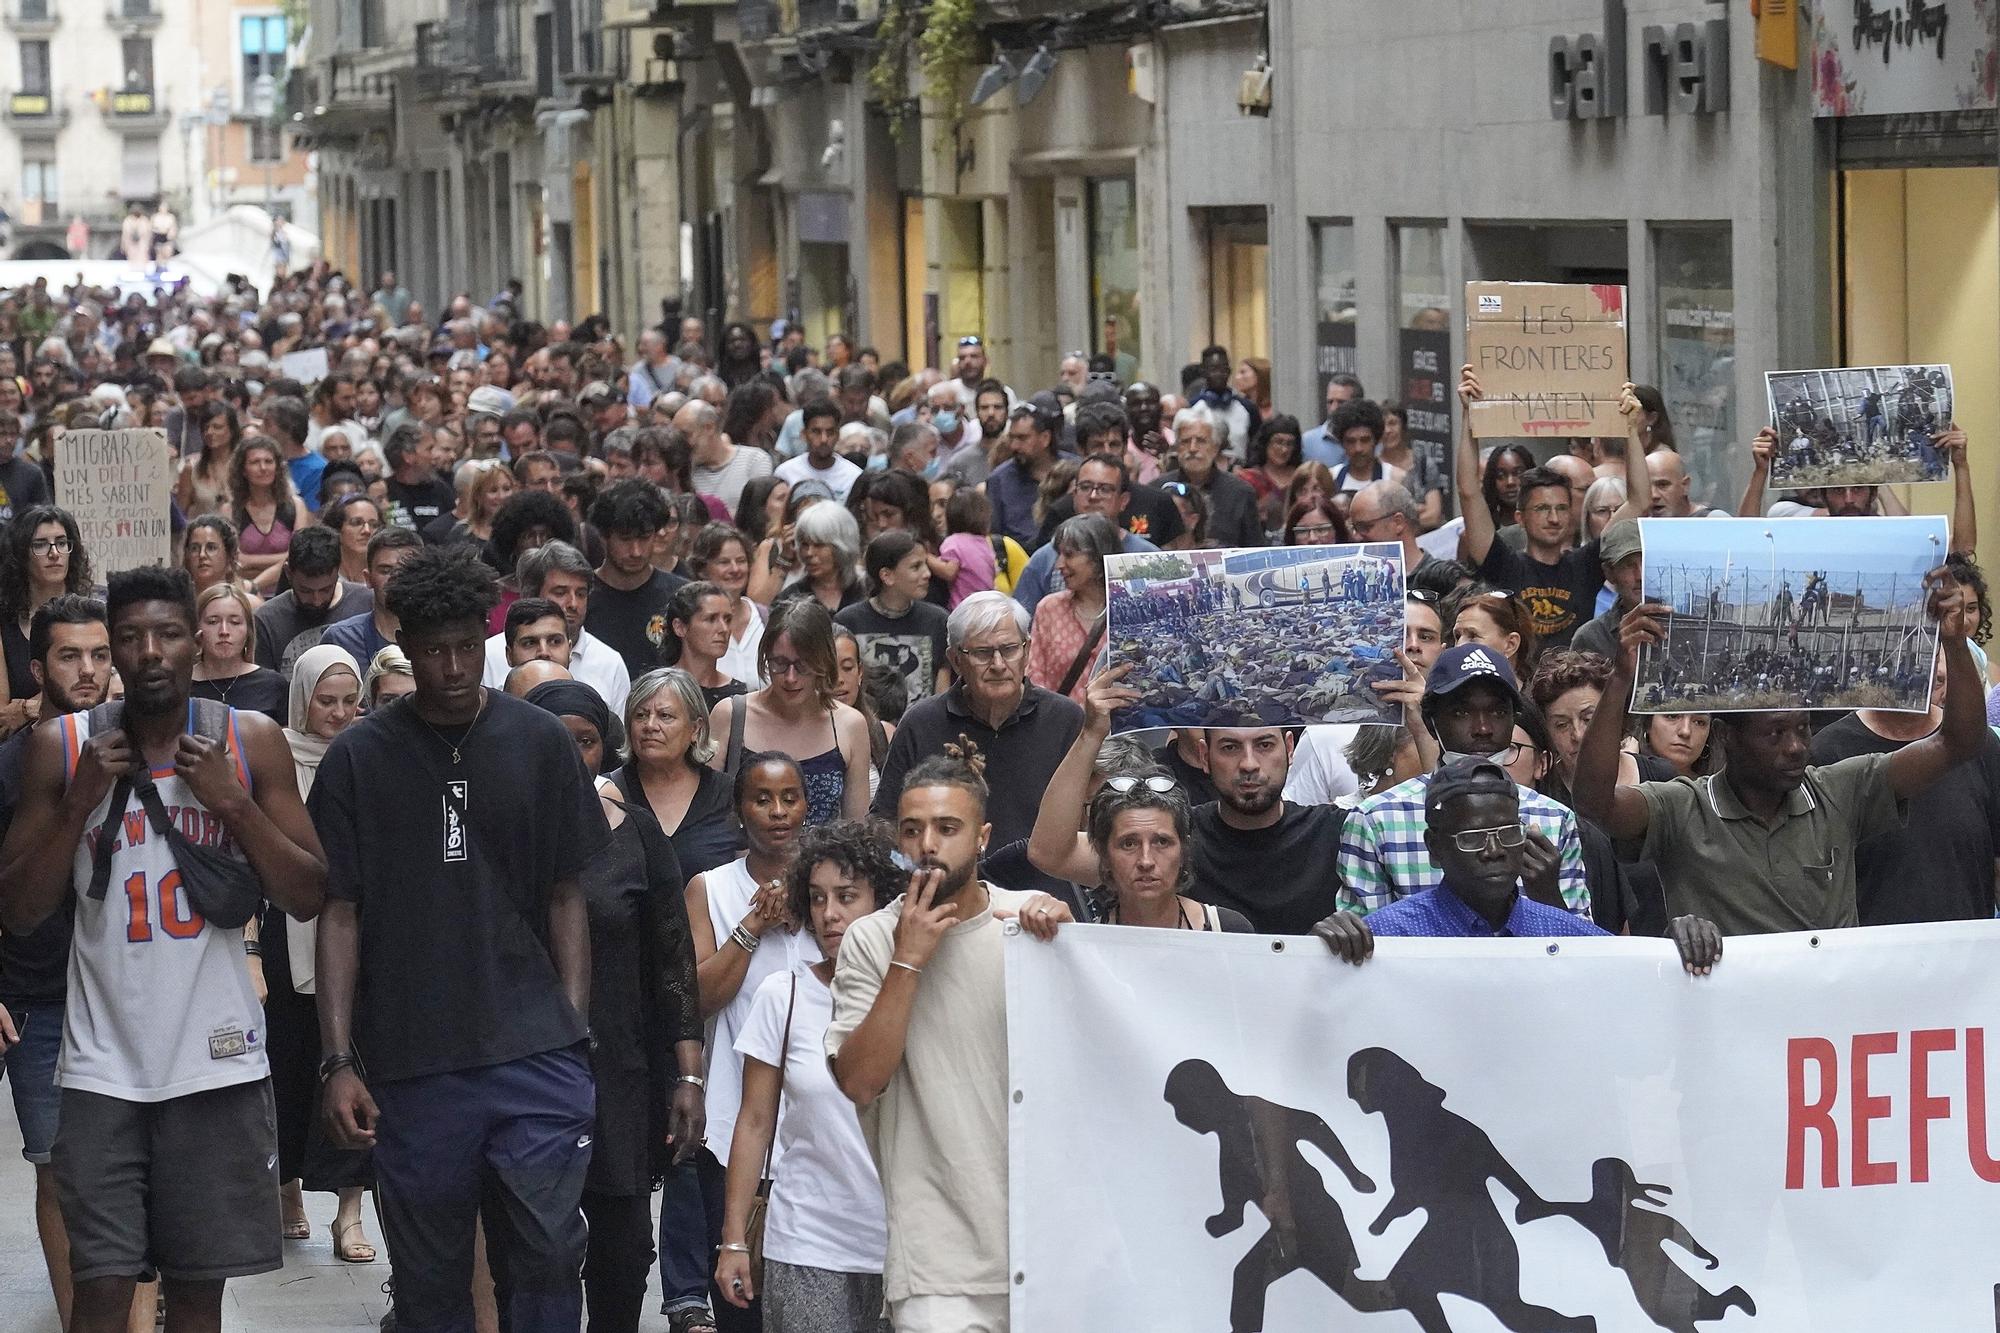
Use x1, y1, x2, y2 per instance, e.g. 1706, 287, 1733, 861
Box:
282, 643, 362, 800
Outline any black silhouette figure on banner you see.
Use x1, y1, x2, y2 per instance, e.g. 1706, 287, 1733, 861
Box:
1164, 1059, 1394, 1332
1519, 1158, 1756, 1333
1346, 1046, 1598, 1333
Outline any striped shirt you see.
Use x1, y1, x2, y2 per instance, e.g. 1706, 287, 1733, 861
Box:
1335, 773, 1590, 919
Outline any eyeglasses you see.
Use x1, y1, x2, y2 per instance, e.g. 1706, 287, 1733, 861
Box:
343, 515, 380, 530
1526, 504, 1568, 518
29, 537, 71, 556
1407, 589, 1441, 604
766, 656, 817, 680
1104, 774, 1178, 795
1074, 480, 1120, 498
957, 336, 984, 349
955, 640, 1027, 665
1448, 823, 1529, 854
1292, 523, 1337, 540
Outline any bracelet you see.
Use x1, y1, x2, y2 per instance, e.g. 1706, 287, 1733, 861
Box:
889, 960, 922, 976
677, 1074, 706, 1088
719, 1242, 751, 1254
730, 924, 760, 954
317, 1051, 359, 1084
243, 940, 263, 958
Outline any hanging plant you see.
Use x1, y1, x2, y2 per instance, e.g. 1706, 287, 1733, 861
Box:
917, 0, 982, 154
867, 0, 919, 138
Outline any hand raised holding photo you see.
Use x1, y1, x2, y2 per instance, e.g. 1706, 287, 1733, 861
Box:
1749, 426, 1778, 471
1923, 566, 1972, 640
1614, 602, 1671, 679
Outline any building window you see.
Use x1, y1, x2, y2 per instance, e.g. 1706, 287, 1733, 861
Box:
240, 14, 287, 96
20, 39, 50, 94
1087, 178, 1141, 380
18, 0, 50, 22
1393, 222, 1453, 504
1311, 220, 1356, 408
121, 37, 151, 91
1655, 224, 1737, 514
249, 121, 283, 164
22, 158, 55, 206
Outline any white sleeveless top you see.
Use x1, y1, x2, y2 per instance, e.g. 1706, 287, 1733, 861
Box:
701, 855, 821, 1159
57, 707, 270, 1102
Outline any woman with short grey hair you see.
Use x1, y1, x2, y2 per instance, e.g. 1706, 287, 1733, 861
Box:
606, 667, 744, 879
775, 500, 863, 614
1024, 513, 1121, 704
1582, 476, 1626, 542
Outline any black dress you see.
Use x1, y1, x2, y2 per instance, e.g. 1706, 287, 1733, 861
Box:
1, 617, 31, 701
604, 762, 743, 880
261, 899, 372, 1191
585, 801, 702, 1195
190, 667, 289, 725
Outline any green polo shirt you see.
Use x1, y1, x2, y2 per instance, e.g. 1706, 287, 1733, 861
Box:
1637, 753, 1904, 935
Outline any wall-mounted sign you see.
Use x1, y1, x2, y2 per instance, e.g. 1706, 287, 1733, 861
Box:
1550, 1, 1728, 120
1810, 0, 1998, 116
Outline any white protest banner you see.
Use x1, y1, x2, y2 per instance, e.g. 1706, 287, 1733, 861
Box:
280, 346, 330, 386
1008, 921, 2000, 1331
54, 428, 170, 573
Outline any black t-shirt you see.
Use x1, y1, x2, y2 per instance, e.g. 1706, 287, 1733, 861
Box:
586, 568, 687, 681
0, 725, 71, 1006
384, 476, 456, 534
702, 680, 748, 713
1809, 714, 2000, 924
0, 454, 50, 528
309, 691, 611, 1081
1477, 536, 1604, 648
835, 598, 950, 704
254, 582, 375, 675
605, 762, 743, 879
1, 616, 30, 701
189, 667, 289, 725
1187, 800, 1348, 935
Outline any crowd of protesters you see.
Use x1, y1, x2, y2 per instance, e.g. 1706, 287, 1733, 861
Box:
0, 259, 1986, 1333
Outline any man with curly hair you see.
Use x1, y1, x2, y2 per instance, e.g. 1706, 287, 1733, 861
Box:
309, 546, 610, 1332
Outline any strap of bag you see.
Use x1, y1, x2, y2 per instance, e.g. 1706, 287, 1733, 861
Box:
760, 973, 799, 1190
85, 773, 137, 901
724, 696, 748, 778
1056, 610, 1109, 699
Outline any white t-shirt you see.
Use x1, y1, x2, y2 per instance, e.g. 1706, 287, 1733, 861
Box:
481, 626, 631, 717
735, 968, 887, 1274
1283, 724, 1362, 807
692, 445, 774, 511
826, 882, 1029, 1302
775, 451, 862, 504
720, 599, 767, 690
701, 858, 822, 1161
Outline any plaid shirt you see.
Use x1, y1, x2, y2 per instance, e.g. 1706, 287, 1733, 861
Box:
1335, 773, 1591, 918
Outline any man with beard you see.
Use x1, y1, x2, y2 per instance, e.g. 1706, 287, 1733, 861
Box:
1184, 727, 1349, 934
985, 399, 1073, 550
830, 751, 1069, 1333
1337, 643, 1589, 919
253, 526, 373, 677
0, 596, 127, 1332
0, 568, 326, 1333
948, 334, 1012, 416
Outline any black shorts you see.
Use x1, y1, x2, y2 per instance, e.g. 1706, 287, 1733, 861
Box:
53, 1078, 282, 1283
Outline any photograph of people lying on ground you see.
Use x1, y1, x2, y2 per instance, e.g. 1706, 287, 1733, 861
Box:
1632, 515, 1946, 714
1103, 542, 1406, 731
1764, 364, 1953, 488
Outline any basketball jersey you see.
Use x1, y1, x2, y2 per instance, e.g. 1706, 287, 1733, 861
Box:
57, 704, 270, 1102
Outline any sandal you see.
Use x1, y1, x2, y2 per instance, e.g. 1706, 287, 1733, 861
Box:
332, 1219, 378, 1264
282, 1212, 312, 1240
667, 1308, 719, 1333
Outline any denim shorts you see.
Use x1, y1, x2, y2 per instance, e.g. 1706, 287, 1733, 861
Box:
2, 1000, 64, 1164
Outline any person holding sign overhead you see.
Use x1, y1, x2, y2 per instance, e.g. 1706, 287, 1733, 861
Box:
1456, 367, 1649, 648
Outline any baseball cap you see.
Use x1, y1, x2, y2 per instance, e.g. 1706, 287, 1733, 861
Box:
466, 385, 515, 419
1600, 518, 1641, 567
1423, 642, 1523, 706
1424, 758, 1518, 820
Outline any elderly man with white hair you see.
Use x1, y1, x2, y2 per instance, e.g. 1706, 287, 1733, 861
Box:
1158, 402, 1263, 547
871, 590, 1085, 899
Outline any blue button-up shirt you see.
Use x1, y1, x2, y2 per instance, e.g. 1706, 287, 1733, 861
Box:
1367, 881, 1611, 939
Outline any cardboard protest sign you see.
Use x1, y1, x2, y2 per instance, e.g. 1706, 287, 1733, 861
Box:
1765, 364, 1953, 488
55, 429, 172, 574
1466, 282, 1628, 437
280, 346, 329, 386
1633, 515, 1945, 714
1102, 543, 1405, 733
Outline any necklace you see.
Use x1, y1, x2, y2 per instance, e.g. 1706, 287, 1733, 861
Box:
415, 689, 488, 764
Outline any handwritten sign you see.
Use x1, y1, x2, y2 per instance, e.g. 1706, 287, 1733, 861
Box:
280, 346, 329, 386
1465, 281, 1628, 438
55, 429, 171, 574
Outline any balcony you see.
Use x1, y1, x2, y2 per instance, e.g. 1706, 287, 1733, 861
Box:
4, 89, 66, 133
295, 53, 395, 146
104, 0, 158, 35
4, 0, 59, 34
102, 86, 168, 132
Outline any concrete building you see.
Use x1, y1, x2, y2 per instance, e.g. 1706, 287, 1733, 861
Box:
0, 0, 209, 257
195, 0, 313, 223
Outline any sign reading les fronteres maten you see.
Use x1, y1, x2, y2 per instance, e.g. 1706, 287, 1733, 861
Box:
56, 428, 171, 574
1466, 281, 1628, 438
